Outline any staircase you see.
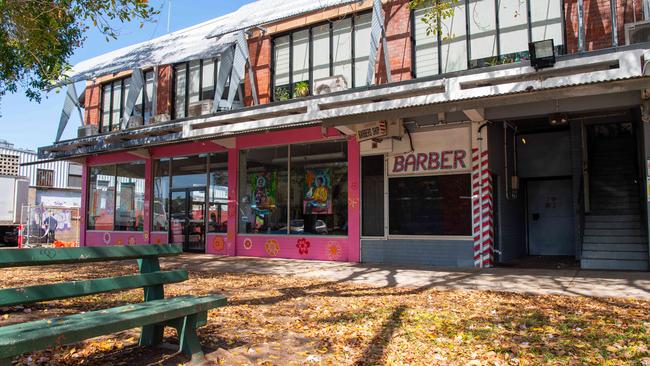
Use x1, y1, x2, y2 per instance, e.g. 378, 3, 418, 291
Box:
581, 135, 649, 271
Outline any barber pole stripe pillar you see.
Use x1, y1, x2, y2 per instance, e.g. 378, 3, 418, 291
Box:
472, 148, 494, 268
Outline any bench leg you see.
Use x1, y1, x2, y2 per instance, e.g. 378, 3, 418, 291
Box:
170, 314, 205, 364
139, 323, 165, 347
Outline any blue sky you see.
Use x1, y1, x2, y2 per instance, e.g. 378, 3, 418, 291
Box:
0, 0, 251, 151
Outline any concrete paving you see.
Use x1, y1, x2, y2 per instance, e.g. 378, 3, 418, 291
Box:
162, 254, 650, 300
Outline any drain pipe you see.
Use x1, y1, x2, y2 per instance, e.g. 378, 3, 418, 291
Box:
578, 0, 586, 52
611, 0, 619, 47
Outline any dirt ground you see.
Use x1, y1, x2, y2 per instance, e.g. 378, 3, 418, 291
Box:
1, 261, 649, 365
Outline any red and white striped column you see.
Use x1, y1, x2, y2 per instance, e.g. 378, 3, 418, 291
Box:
471, 147, 494, 268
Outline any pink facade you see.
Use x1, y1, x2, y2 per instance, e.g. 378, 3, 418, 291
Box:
80, 127, 361, 262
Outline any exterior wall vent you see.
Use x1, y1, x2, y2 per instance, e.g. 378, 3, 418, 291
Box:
625, 20, 650, 45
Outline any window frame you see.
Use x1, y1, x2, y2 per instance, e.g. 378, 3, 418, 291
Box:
410, 0, 567, 78
99, 70, 154, 133
86, 161, 146, 232
270, 10, 372, 102
238, 139, 349, 237
36, 169, 54, 187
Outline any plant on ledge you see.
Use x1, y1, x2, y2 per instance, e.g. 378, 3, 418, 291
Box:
293, 81, 310, 98
274, 86, 290, 101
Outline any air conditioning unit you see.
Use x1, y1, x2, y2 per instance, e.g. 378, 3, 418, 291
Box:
625, 20, 650, 45
149, 113, 171, 124
77, 125, 98, 138
313, 75, 349, 96
188, 99, 214, 117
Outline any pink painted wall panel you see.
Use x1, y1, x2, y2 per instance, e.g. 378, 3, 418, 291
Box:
85, 231, 147, 246
206, 233, 229, 255
150, 232, 168, 245
235, 235, 349, 261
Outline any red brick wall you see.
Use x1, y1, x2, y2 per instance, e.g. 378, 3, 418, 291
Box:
84, 82, 101, 127
564, 0, 643, 53
377, 0, 412, 84
244, 36, 272, 106
156, 65, 173, 116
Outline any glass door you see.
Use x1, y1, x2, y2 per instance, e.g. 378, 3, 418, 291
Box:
169, 187, 206, 252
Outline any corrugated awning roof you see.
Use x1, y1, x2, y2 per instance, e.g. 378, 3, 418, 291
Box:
206, 0, 363, 38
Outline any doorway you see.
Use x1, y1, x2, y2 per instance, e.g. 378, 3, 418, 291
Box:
526, 179, 575, 256
169, 187, 206, 253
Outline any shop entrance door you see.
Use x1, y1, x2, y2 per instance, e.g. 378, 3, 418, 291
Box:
169, 187, 206, 252
527, 179, 574, 255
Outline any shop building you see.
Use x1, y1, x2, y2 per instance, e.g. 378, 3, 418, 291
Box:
40, 0, 650, 270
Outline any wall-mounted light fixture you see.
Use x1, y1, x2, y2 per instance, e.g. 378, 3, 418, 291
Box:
528, 39, 556, 70
549, 113, 568, 126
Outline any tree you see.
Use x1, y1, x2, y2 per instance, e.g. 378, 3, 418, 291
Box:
408, 0, 459, 38
0, 0, 159, 103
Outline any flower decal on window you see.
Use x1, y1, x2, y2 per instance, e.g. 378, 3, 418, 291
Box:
326, 241, 342, 260
128, 236, 136, 245
243, 238, 253, 250
212, 236, 225, 252
264, 239, 279, 256
296, 238, 310, 255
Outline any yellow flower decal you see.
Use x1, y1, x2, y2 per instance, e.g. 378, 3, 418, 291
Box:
326, 241, 342, 260
264, 239, 280, 257
212, 236, 225, 252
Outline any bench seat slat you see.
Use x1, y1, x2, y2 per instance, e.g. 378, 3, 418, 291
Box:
0, 270, 189, 307
0, 295, 227, 359
0, 245, 182, 268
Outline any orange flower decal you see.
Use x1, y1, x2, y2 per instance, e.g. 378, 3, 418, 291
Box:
128, 236, 136, 245
243, 238, 253, 250
265, 239, 279, 256
326, 241, 342, 260
348, 197, 359, 209
155, 237, 162, 244
212, 236, 225, 252
116, 239, 123, 245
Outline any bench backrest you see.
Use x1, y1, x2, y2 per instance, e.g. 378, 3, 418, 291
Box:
0, 244, 186, 307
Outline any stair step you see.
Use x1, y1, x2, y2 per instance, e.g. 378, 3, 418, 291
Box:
584, 228, 646, 236
586, 214, 641, 222
583, 235, 647, 244
590, 201, 640, 208
590, 209, 641, 215
582, 243, 648, 252
582, 250, 649, 260
585, 221, 642, 229
581, 259, 649, 271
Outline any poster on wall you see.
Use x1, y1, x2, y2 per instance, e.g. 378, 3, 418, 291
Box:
303, 168, 332, 214
249, 171, 277, 214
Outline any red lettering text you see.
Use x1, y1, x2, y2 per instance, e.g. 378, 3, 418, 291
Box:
453, 150, 467, 169
393, 156, 405, 172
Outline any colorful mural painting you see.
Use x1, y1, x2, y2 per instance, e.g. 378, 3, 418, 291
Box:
303, 168, 331, 215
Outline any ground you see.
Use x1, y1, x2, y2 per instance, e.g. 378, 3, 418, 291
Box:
1, 260, 649, 366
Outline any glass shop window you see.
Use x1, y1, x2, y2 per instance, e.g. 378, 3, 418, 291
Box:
88, 165, 116, 230
114, 162, 146, 231
238, 146, 289, 234
289, 141, 348, 236
153, 159, 170, 232
361, 155, 385, 237
208, 152, 229, 233
388, 174, 471, 236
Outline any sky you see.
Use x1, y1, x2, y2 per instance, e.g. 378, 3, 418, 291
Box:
0, 0, 252, 151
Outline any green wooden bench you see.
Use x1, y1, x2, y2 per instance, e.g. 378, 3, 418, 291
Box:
0, 244, 226, 365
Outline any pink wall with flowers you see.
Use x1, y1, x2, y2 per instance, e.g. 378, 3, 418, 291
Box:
80, 128, 361, 262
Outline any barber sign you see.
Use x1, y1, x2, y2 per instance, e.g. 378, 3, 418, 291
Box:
388, 127, 471, 176
356, 121, 387, 141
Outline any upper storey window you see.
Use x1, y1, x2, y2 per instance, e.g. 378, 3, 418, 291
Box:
412, 0, 565, 77
272, 11, 372, 102
100, 71, 154, 133
173, 58, 242, 120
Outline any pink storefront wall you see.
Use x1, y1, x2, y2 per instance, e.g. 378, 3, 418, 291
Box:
80, 127, 361, 262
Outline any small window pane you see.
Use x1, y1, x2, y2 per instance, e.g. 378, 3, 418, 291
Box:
469, 0, 498, 64
101, 84, 111, 132
292, 29, 310, 98
413, 6, 439, 77
274, 35, 291, 101
111, 81, 121, 131
440, 1, 468, 73
115, 162, 145, 231
153, 159, 170, 232
188, 60, 201, 104
143, 71, 154, 121
389, 174, 471, 236
201, 59, 215, 100
332, 18, 353, 87
362, 155, 384, 236
312, 24, 331, 81
289, 141, 348, 236
122, 77, 131, 120
174, 65, 186, 119
354, 12, 372, 87
171, 155, 207, 189
499, 0, 529, 56
88, 165, 115, 230
530, 0, 564, 46
208, 152, 228, 233
238, 146, 289, 234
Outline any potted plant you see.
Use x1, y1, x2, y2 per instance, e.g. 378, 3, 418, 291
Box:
274, 86, 290, 101
293, 81, 310, 98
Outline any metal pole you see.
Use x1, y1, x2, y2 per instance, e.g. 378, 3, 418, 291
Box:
611, 0, 618, 47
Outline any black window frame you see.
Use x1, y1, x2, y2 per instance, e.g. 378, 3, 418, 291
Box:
410, 0, 567, 78
99, 70, 154, 133
36, 169, 54, 187
270, 10, 372, 102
